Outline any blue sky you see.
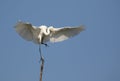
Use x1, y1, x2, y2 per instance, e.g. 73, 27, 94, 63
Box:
0, 0, 120, 81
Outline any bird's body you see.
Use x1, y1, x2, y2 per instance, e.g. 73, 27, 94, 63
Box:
15, 21, 85, 46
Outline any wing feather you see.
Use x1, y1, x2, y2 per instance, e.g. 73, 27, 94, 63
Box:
15, 22, 36, 41
50, 25, 85, 42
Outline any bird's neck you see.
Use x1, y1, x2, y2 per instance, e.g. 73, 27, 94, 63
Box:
43, 27, 50, 35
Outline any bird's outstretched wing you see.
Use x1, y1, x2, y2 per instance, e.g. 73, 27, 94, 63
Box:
50, 25, 85, 42
15, 21, 36, 41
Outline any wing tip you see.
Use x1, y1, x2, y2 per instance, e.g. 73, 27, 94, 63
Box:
79, 25, 86, 31
14, 20, 23, 28
16, 20, 31, 24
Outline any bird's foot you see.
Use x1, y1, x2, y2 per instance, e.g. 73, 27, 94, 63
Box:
44, 44, 49, 47
41, 43, 49, 47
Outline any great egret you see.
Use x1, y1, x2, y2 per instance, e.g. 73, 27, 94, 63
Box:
15, 21, 85, 81
15, 21, 85, 46
15, 21, 85, 60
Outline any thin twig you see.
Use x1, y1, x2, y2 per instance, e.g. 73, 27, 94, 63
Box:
40, 56, 44, 81
39, 44, 44, 81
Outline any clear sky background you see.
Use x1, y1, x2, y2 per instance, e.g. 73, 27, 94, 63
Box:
0, 0, 120, 81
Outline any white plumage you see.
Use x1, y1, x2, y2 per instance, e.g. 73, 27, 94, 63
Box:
15, 21, 85, 46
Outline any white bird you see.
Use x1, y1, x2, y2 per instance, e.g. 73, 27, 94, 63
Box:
15, 21, 85, 46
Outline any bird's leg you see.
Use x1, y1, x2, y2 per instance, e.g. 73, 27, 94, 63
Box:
41, 42, 49, 47
40, 35, 49, 47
